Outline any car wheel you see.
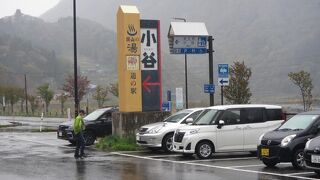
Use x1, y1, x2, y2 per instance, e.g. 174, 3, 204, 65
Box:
162, 133, 174, 152
84, 131, 96, 146
196, 141, 213, 159
262, 159, 278, 167
292, 149, 305, 169
68, 140, 76, 145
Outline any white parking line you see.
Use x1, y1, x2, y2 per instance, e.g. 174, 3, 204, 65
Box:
285, 172, 315, 176
183, 157, 257, 163
229, 164, 265, 168
229, 162, 292, 168
146, 154, 182, 158
113, 152, 318, 180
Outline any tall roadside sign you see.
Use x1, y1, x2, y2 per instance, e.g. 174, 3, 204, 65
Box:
140, 20, 162, 111
117, 6, 142, 112
168, 22, 213, 106
218, 64, 229, 86
218, 64, 229, 105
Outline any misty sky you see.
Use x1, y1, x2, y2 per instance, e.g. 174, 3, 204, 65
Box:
0, 0, 60, 18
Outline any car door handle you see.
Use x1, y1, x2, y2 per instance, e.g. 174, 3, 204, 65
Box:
234, 126, 242, 130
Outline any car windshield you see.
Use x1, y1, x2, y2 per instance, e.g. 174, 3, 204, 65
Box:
164, 110, 192, 123
278, 114, 319, 131
84, 109, 107, 121
193, 109, 219, 125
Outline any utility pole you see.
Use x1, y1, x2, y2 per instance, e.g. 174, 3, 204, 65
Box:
24, 74, 28, 114
208, 36, 214, 106
73, 0, 79, 117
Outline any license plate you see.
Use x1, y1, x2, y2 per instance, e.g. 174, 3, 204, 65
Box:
311, 155, 320, 163
261, 148, 269, 157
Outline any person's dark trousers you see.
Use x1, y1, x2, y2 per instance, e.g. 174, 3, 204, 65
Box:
74, 132, 85, 158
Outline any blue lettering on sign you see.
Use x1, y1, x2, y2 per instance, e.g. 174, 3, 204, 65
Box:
198, 37, 207, 47
204, 84, 215, 94
172, 48, 207, 54
218, 64, 229, 78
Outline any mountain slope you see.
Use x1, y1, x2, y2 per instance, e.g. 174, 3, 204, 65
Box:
0, 11, 118, 90
41, 0, 320, 103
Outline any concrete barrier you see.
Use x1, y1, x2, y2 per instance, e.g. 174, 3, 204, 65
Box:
112, 111, 171, 137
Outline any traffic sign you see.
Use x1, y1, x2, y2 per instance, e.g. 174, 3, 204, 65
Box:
218, 64, 229, 78
204, 84, 215, 93
218, 78, 229, 86
170, 36, 208, 54
162, 101, 172, 112
218, 64, 229, 86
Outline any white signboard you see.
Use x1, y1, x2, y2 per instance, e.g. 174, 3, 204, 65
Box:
140, 28, 158, 70
176, 87, 184, 110
173, 36, 207, 48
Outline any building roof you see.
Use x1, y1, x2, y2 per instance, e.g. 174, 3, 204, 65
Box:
168, 22, 209, 36
119, 5, 139, 14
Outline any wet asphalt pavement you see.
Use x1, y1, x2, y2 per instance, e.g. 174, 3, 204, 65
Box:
0, 115, 319, 180
0, 131, 319, 180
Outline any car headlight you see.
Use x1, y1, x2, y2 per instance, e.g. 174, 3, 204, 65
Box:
185, 129, 200, 136
281, 134, 296, 147
305, 139, 312, 150
258, 133, 265, 143
146, 126, 163, 134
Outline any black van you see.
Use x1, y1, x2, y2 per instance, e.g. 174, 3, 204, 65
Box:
257, 111, 320, 169
57, 107, 118, 145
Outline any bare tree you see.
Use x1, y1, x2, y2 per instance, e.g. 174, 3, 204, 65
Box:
93, 85, 109, 108
288, 70, 313, 111
27, 94, 40, 114
109, 82, 119, 98
37, 83, 54, 114
58, 93, 68, 115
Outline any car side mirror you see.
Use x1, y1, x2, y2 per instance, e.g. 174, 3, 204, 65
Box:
217, 120, 225, 129
186, 118, 193, 124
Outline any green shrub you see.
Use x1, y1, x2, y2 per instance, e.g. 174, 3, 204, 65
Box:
96, 135, 139, 151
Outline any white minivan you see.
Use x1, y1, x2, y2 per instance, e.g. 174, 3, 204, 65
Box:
172, 104, 284, 159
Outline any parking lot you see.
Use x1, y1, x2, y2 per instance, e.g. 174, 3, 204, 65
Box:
112, 150, 319, 180
0, 131, 319, 180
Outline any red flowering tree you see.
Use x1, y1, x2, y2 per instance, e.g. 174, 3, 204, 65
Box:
62, 75, 90, 102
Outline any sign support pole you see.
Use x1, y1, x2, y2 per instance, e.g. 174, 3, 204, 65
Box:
185, 53, 188, 109
208, 36, 214, 106
221, 86, 224, 105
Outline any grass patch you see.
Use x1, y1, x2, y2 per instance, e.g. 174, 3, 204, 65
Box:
96, 135, 139, 151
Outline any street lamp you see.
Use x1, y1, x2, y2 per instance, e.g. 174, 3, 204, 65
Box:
172, 17, 188, 109
73, 0, 79, 116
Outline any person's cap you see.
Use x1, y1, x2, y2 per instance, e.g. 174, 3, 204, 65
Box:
79, 110, 85, 114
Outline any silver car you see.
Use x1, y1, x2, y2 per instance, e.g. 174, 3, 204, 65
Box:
136, 108, 204, 152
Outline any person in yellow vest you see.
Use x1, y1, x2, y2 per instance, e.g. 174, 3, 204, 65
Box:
74, 109, 86, 159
